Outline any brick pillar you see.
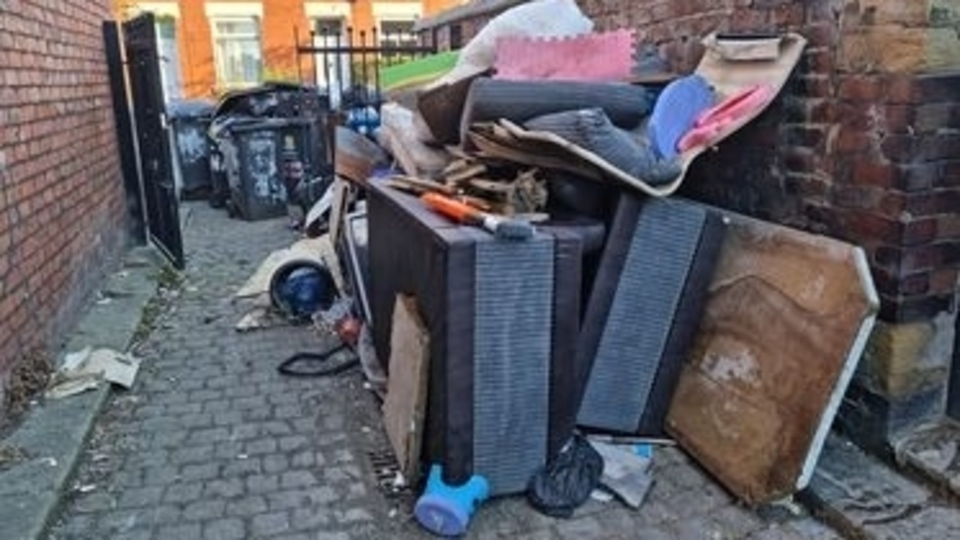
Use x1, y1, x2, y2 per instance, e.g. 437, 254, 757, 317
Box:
177, 0, 215, 98
263, 0, 310, 82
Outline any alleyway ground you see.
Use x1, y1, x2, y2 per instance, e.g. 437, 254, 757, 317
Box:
46, 202, 848, 539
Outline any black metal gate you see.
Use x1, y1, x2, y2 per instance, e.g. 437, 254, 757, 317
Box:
123, 13, 184, 268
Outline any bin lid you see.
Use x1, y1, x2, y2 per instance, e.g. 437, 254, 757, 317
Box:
212, 82, 321, 120
167, 99, 216, 119
222, 116, 315, 134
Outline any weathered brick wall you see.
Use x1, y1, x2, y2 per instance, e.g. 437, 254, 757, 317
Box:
0, 0, 128, 405
262, 0, 310, 82
580, 0, 960, 324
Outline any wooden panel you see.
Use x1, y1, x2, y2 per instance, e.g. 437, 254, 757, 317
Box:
666, 211, 878, 504
383, 295, 431, 484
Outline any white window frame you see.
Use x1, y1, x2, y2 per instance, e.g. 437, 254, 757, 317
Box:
210, 16, 263, 89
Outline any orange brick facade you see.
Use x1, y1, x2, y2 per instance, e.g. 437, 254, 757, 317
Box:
123, 0, 461, 98
1, 0, 128, 404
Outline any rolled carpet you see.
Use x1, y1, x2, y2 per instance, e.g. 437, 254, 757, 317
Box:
461, 78, 653, 140
525, 108, 682, 187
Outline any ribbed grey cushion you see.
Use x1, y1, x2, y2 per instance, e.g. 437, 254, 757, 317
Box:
473, 238, 553, 495
525, 108, 682, 186
462, 78, 652, 135
577, 198, 706, 432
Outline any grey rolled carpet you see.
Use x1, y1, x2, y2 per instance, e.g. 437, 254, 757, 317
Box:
525, 108, 682, 186
461, 78, 653, 137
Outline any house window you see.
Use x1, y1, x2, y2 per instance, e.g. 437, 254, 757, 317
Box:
211, 18, 262, 88
156, 17, 182, 101
449, 24, 463, 49
379, 20, 417, 49
313, 17, 351, 106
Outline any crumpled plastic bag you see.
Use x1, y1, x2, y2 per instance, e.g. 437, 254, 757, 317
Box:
526, 435, 604, 518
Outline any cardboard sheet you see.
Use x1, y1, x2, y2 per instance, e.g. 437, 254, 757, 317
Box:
383, 295, 430, 485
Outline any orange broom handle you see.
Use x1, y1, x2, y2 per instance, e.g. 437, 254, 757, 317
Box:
421, 192, 482, 223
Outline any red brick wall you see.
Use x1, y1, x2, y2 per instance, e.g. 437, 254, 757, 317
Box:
0, 0, 128, 401
579, 0, 960, 324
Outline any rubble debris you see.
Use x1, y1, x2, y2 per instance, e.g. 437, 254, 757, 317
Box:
378, 103, 451, 176
46, 348, 141, 399
590, 440, 654, 509
0, 444, 28, 470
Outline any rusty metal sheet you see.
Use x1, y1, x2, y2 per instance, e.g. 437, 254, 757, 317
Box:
666, 211, 878, 504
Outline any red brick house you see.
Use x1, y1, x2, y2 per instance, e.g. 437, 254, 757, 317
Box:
119, 0, 463, 99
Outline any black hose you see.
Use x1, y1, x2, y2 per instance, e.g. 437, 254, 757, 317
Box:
277, 343, 359, 377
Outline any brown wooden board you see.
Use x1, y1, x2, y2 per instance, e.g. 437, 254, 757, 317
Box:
383, 294, 431, 485
334, 126, 389, 184
665, 210, 878, 504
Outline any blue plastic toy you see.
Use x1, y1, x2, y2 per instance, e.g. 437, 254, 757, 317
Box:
414, 465, 490, 537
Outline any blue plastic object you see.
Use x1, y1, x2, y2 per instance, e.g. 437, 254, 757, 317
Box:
647, 74, 714, 160
269, 260, 337, 319
414, 465, 490, 537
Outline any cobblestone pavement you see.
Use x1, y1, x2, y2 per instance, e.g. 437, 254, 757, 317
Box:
47, 202, 842, 540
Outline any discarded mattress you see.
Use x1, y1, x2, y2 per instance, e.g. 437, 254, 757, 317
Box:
496, 32, 808, 198
367, 180, 586, 495
665, 207, 879, 504
576, 195, 724, 436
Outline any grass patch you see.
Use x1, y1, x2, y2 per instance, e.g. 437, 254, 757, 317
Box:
129, 264, 184, 347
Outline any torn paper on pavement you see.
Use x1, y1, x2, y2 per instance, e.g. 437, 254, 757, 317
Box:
46, 348, 141, 399
590, 440, 654, 509
234, 235, 342, 299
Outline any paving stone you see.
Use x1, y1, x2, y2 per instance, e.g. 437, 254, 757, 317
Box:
314, 533, 350, 540
251, 511, 292, 536
181, 463, 220, 482
290, 451, 315, 469
188, 428, 230, 446
261, 421, 294, 436
203, 517, 246, 540
156, 523, 203, 540
164, 482, 204, 504
214, 441, 246, 460
280, 470, 317, 489
267, 489, 315, 511
72, 492, 116, 513
213, 411, 244, 427
246, 474, 280, 494
167, 403, 204, 416
152, 429, 191, 449
225, 495, 268, 517
264, 454, 290, 474
203, 478, 244, 499
183, 499, 226, 521
118, 486, 165, 509
222, 457, 262, 477
279, 435, 309, 452
171, 445, 215, 465
246, 438, 278, 456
